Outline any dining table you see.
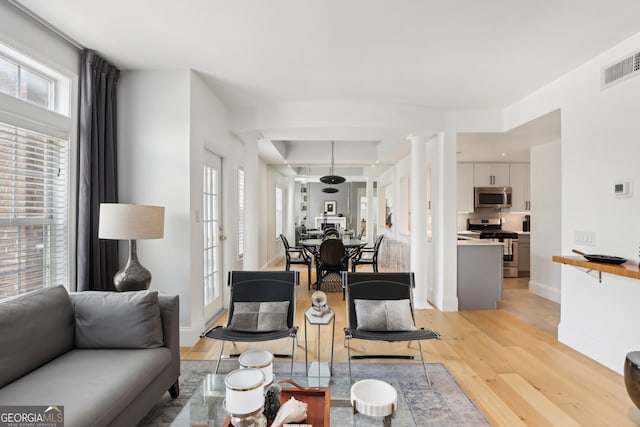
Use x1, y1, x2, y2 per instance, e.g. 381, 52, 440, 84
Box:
299, 237, 367, 256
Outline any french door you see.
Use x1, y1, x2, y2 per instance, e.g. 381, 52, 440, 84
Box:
202, 150, 223, 321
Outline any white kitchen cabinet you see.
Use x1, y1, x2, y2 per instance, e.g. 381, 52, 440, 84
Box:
457, 163, 474, 212
509, 163, 530, 211
474, 163, 510, 187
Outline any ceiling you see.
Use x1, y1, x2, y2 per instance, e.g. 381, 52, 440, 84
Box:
15, 0, 640, 172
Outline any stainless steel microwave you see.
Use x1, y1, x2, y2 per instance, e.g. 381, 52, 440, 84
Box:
474, 187, 512, 209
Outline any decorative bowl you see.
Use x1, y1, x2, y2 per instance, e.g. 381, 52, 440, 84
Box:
350, 379, 397, 417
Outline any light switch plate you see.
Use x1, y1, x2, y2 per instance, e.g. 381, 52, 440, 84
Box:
574, 230, 596, 246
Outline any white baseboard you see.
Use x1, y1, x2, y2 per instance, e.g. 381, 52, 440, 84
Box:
180, 327, 199, 348
529, 279, 560, 303
558, 322, 622, 374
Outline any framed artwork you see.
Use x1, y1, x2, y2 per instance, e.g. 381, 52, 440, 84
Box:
324, 200, 337, 216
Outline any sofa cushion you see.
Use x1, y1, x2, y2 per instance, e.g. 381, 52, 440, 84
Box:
0, 348, 172, 427
354, 299, 417, 331
0, 285, 75, 388
71, 290, 163, 348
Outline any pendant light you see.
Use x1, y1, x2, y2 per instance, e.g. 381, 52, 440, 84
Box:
319, 141, 345, 185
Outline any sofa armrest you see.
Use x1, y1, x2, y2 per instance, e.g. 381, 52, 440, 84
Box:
158, 295, 180, 377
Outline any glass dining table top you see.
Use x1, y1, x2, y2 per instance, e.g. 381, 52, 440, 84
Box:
169, 374, 416, 426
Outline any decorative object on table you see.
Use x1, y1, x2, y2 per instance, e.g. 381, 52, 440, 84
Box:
310, 290, 330, 316
224, 368, 267, 427
625, 351, 640, 409
98, 203, 165, 291
323, 200, 337, 216
263, 382, 282, 421
271, 396, 308, 427
138, 361, 490, 427
319, 141, 345, 194
350, 379, 398, 418
239, 350, 274, 386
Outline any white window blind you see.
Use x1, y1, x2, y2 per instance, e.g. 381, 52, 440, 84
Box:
237, 168, 244, 258
0, 121, 69, 299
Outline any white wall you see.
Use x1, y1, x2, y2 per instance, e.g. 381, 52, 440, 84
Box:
504, 32, 640, 373
529, 140, 561, 302
189, 71, 245, 336
119, 70, 245, 346
118, 70, 192, 331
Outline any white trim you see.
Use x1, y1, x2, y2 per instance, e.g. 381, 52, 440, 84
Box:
7, 0, 84, 50
529, 279, 561, 303
179, 327, 199, 348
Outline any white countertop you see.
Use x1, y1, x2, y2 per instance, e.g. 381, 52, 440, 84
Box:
457, 235, 503, 246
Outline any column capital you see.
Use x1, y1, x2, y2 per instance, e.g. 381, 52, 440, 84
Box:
406, 132, 437, 144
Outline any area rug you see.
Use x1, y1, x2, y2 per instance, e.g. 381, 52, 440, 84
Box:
138, 360, 491, 426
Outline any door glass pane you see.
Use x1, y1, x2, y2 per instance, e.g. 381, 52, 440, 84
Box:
203, 165, 219, 304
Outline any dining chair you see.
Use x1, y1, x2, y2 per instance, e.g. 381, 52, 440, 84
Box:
316, 238, 348, 292
280, 234, 312, 289
351, 234, 384, 272
342, 272, 441, 384
322, 228, 340, 239
201, 270, 299, 377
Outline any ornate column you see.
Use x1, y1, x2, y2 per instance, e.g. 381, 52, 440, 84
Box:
243, 137, 260, 270
408, 133, 429, 308
365, 176, 374, 245
287, 175, 296, 242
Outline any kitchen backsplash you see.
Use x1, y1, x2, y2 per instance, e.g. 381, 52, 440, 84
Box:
457, 209, 529, 232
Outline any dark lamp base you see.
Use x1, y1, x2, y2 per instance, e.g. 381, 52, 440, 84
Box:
113, 240, 152, 291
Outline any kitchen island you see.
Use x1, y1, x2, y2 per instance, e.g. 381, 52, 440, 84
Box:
457, 236, 504, 310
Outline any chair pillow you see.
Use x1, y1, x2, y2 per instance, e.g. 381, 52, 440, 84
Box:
229, 301, 290, 332
71, 290, 164, 348
354, 299, 417, 331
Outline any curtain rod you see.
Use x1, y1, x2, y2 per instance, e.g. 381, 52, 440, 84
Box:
9, 0, 84, 51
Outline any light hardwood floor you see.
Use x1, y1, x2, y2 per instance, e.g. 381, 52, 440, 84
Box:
181, 266, 639, 426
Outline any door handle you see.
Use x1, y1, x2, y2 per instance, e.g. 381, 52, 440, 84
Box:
220, 235, 227, 241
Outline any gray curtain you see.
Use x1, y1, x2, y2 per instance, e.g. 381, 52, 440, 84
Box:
76, 49, 120, 291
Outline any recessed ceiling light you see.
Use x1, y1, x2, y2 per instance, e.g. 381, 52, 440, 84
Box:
501, 152, 506, 157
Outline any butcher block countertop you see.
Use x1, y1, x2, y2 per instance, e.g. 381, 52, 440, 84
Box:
552, 255, 640, 280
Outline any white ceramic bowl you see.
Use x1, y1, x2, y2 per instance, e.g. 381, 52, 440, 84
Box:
350, 379, 398, 417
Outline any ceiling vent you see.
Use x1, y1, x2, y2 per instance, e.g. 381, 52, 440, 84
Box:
602, 50, 640, 89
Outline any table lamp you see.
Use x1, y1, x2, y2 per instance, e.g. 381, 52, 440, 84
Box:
98, 203, 165, 292
224, 368, 266, 427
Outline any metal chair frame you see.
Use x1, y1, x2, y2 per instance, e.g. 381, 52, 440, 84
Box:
342, 272, 441, 385
201, 270, 299, 377
280, 234, 312, 289
351, 234, 384, 272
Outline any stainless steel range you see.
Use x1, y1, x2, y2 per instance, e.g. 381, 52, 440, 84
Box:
467, 218, 519, 278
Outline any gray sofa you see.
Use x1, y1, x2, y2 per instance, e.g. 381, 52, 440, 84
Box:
0, 285, 180, 427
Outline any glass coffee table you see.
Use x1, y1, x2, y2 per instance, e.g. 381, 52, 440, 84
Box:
170, 374, 416, 426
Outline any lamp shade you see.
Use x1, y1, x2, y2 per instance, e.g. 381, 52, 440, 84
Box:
99, 204, 165, 240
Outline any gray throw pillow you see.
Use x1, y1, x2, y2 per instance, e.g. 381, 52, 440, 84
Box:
354, 299, 417, 331
229, 301, 290, 332
71, 290, 164, 348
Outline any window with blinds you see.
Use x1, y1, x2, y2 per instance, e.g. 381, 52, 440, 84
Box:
0, 122, 69, 299
237, 168, 244, 258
